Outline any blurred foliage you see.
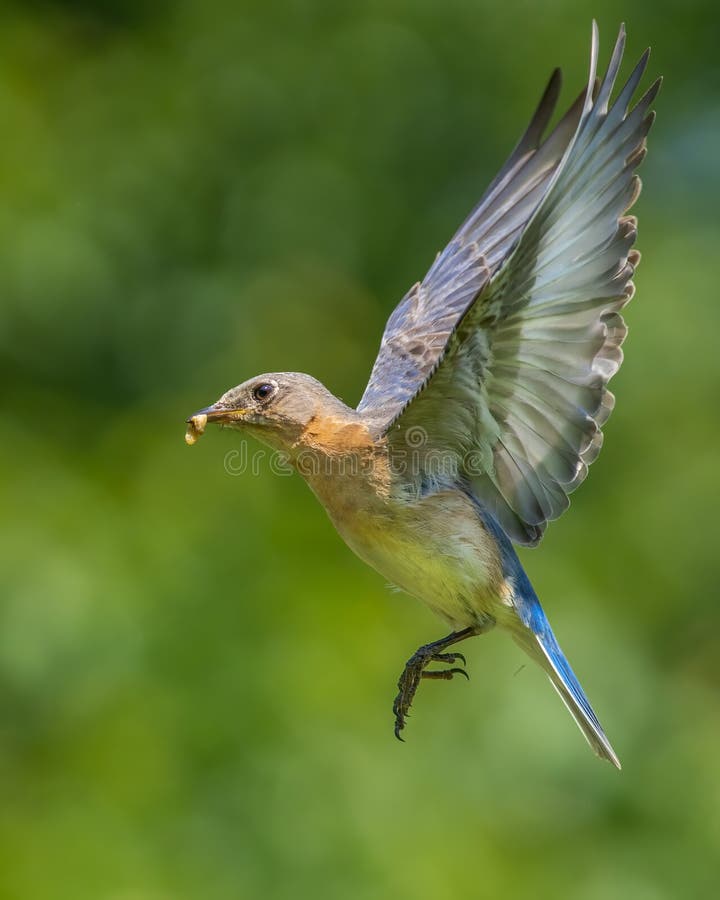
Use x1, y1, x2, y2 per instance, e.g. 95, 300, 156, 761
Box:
1, 0, 719, 898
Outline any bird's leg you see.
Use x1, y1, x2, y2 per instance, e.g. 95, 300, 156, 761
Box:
393, 621, 493, 741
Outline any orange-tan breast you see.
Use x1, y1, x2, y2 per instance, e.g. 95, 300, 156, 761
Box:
300, 415, 376, 455
296, 413, 392, 511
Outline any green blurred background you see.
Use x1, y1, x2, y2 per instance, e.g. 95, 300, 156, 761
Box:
1, 1, 719, 897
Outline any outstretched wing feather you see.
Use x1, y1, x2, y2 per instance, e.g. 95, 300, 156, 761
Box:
383, 24, 658, 545
358, 63, 590, 427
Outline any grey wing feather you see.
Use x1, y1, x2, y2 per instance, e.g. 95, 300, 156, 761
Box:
357, 243, 491, 427
451, 73, 594, 272
384, 23, 659, 546
358, 60, 591, 428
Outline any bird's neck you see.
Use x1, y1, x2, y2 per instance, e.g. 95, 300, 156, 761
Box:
299, 413, 374, 454
290, 413, 391, 507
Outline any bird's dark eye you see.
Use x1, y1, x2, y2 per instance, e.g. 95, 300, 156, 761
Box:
252, 382, 276, 403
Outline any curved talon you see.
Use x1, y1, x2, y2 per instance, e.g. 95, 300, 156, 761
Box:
392, 628, 482, 741
422, 667, 469, 681
431, 651, 467, 667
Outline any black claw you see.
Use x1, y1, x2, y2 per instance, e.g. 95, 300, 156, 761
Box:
421, 666, 469, 681
429, 651, 467, 667
391, 627, 481, 741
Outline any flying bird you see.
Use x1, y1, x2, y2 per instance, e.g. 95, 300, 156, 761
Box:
186, 23, 659, 768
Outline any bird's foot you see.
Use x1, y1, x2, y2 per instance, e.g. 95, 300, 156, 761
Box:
393, 646, 469, 741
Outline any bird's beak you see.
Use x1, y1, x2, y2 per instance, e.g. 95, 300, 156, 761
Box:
184, 405, 247, 445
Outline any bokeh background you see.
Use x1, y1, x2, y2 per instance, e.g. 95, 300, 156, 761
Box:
1, 1, 719, 897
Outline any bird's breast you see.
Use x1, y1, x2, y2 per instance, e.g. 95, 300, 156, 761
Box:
310, 477, 506, 628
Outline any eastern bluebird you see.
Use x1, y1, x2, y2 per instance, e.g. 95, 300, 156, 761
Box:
186, 24, 659, 768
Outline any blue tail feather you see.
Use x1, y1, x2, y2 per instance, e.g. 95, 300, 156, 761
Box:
476, 503, 621, 768
516, 594, 621, 769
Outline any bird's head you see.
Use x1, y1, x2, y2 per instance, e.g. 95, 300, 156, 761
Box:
185, 372, 358, 453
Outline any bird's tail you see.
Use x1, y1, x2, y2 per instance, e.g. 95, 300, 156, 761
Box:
512, 609, 621, 770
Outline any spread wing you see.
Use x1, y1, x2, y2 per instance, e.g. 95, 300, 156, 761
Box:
357, 60, 593, 428
379, 24, 660, 546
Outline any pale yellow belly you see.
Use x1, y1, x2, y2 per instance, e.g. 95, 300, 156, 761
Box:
322, 488, 506, 630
